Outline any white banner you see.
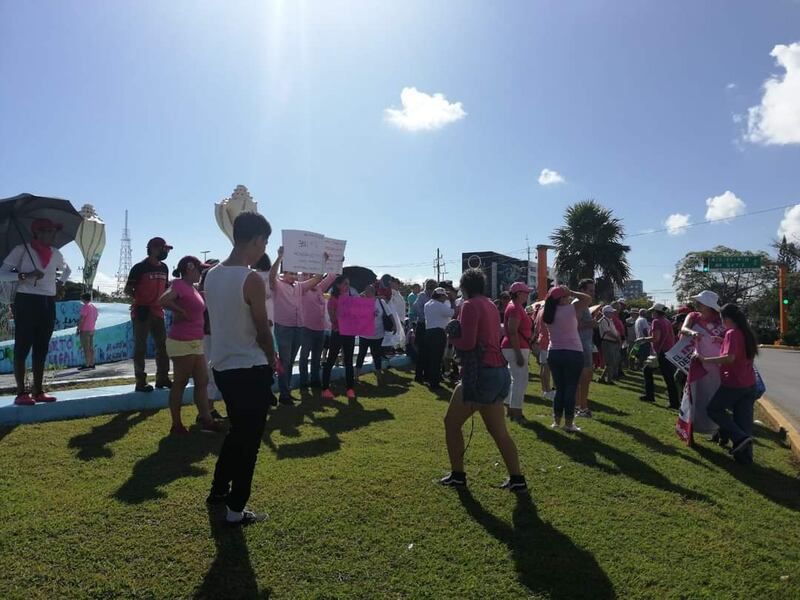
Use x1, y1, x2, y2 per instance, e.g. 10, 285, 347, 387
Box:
281, 230, 347, 275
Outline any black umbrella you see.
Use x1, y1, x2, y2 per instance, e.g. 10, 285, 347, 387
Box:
342, 266, 377, 293
0, 193, 83, 260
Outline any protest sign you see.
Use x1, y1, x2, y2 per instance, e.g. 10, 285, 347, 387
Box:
282, 230, 325, 273
337, 296, 375, 337
665, 336, 696, 374
323, 238, 346, 275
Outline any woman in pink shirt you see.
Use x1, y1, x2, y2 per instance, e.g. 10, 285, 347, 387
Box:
159, 256, 220, 435
501, 282, 534, 423
532, 302, 554, 400
697, 304, 759, 464
440, 268, 527, 493
542, 285, 592, 433
321, 276, 357, 400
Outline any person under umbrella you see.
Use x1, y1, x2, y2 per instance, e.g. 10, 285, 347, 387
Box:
0, 218, 71, 405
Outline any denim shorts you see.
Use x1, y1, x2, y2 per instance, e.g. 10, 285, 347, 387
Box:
469, 366, 511, 405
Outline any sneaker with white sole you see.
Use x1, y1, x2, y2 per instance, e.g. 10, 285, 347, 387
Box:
226, 509, 268, 527
550, 422, 561, 429
499, 476, 528, 493
563, 424, 582, 433
440, 472, 467, 487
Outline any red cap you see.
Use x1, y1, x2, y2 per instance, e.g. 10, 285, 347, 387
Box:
547, 286, 568, 300
147, 237, 173, 250
31, 218, 63, 233
676, 305, 692, 315
509, 281, 533, 295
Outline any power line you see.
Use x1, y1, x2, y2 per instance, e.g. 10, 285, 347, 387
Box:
628, 203, 796, 238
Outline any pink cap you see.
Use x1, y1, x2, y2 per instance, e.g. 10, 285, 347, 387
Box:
547, 286, 568, 300
509, 281, 532, 295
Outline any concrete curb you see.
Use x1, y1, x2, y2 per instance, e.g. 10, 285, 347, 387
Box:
759, 344, 800, 351
0, 356, 411, 426
757, 395, 800, 462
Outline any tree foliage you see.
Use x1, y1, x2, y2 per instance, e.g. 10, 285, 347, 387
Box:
672, 246, 776, 306
774, 235, 799, 272
550, 200, 631, 300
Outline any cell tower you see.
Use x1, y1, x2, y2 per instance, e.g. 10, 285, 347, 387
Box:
115, 210, 132, 295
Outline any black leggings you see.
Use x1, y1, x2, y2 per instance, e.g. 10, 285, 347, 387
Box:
14, 293, 56, 366
356, 337, 384, 372
322, 331, 355, 390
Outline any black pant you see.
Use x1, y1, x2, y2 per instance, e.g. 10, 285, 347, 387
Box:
322, 331, 355, 390
414, 322, 427, 380
644, 352, 679, 407
425, 327, 446, 387
356, 337, 384, 371
13, 293, 56, 392
210, 366, 273, 512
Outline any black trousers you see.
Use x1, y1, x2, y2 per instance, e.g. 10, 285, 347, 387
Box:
425, 327, 446, 386
13, 292, 56, 369
414, 322, 427, 380
210, 365, 273, 512
356, 337, 384, 371
323, 331, 355, 390
644, 352, 679, 407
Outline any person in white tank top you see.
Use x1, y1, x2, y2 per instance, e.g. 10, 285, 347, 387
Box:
203, 212, 276, 527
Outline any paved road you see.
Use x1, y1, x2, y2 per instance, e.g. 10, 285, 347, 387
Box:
0, 359, 158, 392
757, 347, 800, 431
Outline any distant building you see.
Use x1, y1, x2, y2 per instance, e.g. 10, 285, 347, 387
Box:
614, 279, 645, 300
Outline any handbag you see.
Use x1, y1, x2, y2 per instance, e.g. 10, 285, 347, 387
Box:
379, 300, 396, 333
754, 367, 766, 399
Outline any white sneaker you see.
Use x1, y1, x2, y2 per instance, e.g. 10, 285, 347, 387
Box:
544, 391, 555, 401
550, 422, 561, 429
563, 424, 582, 433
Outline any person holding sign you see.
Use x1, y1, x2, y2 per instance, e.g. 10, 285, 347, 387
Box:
639, 303, 678, 407
696, 304, 759, 464
298, 271, 336, 388
321, 276, 357, 400
269, 246, 330, 406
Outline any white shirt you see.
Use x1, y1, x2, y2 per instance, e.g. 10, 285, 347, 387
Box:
598, 316, 619, 341
363, 298, 393, 340
424, 298, 454, 329
390, 289, 406, 320
634, 316, 650, 339
0, 243, 70, 296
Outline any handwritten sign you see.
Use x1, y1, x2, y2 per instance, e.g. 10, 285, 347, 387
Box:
337, 296, 375, 337
282, 230, 325, 273
323, 238, 346, 275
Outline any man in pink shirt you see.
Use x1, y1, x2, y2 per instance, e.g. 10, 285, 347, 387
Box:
77, 292, 98, 370
269, 246, 332, 404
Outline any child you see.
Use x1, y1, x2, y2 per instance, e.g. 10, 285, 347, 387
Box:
77, 292, 98, 370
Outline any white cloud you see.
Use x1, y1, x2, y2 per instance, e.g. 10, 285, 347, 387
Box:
662, 273, 672, 281
538, 168, 565, 186
705, 190, 746, 222
384, 87, 466, 131
746, 42, 800, 145
778, 204, 800, 242
727, 82, 737, 90
665, 213, 691, 235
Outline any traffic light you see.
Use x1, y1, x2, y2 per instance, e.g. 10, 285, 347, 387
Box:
783, 297, 790, 305
702, 257, 710, 273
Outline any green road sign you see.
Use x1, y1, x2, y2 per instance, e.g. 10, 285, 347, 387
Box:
703, 255, 762, 271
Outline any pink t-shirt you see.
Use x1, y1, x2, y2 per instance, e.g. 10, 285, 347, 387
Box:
300, 274, 335, 331
168, 279, 206, 341
327, 295, 341, 332
546, 304, 582, 352
501, 301, 533, 350
651, 316, 676, 354
720, 328, 756, 388
79, 303, 98, 332
451, 296, 506, 368
535, 308, 550, 348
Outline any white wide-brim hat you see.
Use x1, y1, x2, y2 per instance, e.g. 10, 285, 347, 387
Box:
690, 290, 721, 312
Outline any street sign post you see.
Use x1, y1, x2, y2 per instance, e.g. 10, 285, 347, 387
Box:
702, 255, 762, 272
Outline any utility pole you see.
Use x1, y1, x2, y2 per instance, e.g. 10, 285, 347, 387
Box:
526, 236, 531, 262
778, 263, 789, 344
434, 248, 442, 281
201, 250, 210, 262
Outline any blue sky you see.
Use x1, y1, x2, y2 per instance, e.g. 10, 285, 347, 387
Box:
2, 0, 799, 304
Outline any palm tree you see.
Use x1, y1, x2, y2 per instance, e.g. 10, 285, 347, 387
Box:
550, 200, 631, 299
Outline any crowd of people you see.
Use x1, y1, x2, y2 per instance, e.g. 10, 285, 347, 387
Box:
1, 212, 764, 524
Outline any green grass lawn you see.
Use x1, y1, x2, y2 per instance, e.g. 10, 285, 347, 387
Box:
1, 367, 798, 599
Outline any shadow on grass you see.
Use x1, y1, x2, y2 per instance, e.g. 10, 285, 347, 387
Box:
456, 489, 615, 599
523, 420, 711, 503
596, 419, 710, 469
193, 506, 271, 599
0, 425, 16, 443
68, 410, 157, 461
693, 443, 800, 511
114, 432, 221, 504
264, 393, 395, 460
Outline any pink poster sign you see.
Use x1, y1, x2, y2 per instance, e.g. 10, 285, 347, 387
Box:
337, 296, 375, 337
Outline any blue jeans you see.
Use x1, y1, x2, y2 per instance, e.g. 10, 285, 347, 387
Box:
707, 385, 757, 445
274, 323, 303, 398
298, 328, 325, 386
547, 349, 584, 421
